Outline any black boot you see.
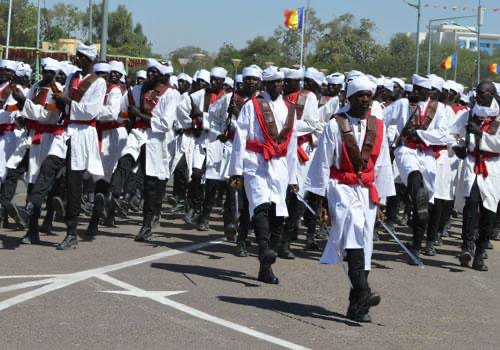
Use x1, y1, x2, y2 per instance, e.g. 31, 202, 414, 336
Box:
305, 224, 319, 250
52, 196, 65, 222
135, 215, 153, 242
103, 207, 115, 227
151, 214, 160, 229
196, 207, 211, 231
278, 241, 295, 259
235, 241, 248, 257
20, 211, 41, 244
95, 193, 107, 220
434, 232, 443, 246
224, 223, 237, 242
8, 202, 36, 229
472, 243, 488, 271
39, 211, 55, 235
113, 194, 129, 218
57, 228, 78, 250
346, 292, 381, 323
82, 192, 95, 216
415, 187, 429, 221
423, 241, 436, 256
184, 206, 201, 226
85, 212, 99, 237
257, 263, 279, 284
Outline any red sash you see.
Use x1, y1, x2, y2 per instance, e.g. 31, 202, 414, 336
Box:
329, 116, 384, 205
285, 90, 312, 164
405, 101, 443, 158
26, 120, 64, 144
470, 117, 500, 177
0, 123, 16, 136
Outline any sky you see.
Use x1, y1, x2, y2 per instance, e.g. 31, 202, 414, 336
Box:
45, 0, 499, 55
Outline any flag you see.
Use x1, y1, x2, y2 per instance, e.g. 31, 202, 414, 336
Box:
490, 63, 498, 75
440, 53, 457, 70
451, 52, 457, 69
284, 7, 304, 30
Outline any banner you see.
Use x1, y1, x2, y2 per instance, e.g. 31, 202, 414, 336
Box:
284, 8, 304, 30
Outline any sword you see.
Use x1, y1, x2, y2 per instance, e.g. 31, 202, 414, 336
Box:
381, 221, 424, 268
297, 192, 353, 289
235, 189, 239, 218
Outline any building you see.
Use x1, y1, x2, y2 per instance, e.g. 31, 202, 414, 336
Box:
41, 39, 101, 56
406, 23, 500, 55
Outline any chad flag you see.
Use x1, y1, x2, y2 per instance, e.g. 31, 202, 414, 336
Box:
284, 7, 304, 30
489, 63, 498, 75
440, 52, 457, 70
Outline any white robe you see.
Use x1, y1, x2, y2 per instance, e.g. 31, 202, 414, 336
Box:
7, 83, 63, 183
318, 95, 340, 127
448, 109, 500, 213
383, 98, 450, 195
120, 84, 181, 180
304, 115, 395, 270
228, 92, 298, 219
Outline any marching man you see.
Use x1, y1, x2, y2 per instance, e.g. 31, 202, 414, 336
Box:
304, 75, 395, 323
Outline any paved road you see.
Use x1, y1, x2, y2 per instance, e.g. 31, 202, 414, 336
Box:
0, 189, 499, 349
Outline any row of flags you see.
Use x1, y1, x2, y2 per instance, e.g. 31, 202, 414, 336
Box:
440, 52, 457, 70
423, 4, 500, 12
284, 7, 304, 30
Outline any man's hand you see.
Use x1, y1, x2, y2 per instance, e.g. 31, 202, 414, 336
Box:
452, 146, 467, 159
376, 207, 385, 223
287, 184, 299, 193
217, 134, 227, 143
128, 105, 141, 118
405, 126, 418, 138
52, 92, 72, 105
11, 89, 26, 104
466, 122, 482, 137
317, 207, 331, 227
228, 175, 243, 188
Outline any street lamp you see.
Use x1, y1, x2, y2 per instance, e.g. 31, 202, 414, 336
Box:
178, 58, 191, 73
231, 58, 241, 77
403, 0, 422, 74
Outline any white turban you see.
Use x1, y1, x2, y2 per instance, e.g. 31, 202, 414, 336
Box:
170, 75, 178, 88
76, 43, 97, 60
326, 73, 345, 85
210, 67, 227, 79
459, 93, 470, 104
304, 67, 325, 87
0, 59, 18, 71
380, 77, 394, 92
346, 75, 377, 98
193, 70, 199, 81
427, 74, 444, 92
347, 70, 364, 81
262, 66, 284, 81
59, 62, 76, 77
455, 83, 465, 95
15, 63, 32, 78
494, 83, 500, 96
235, 74, 243, 84
147, 59, 172, 75
93, 62, 111, 73
41, 57, 60, 73
412, 74, 431, 90
197, 69, 210, 84
392, 78, 405, 89
109, 60, 126, 76
404, 84, 413, 92
224, 77, 234, 88
280, 67, 304, 80
242, 65, 262, 80
136, 70, 147, 80
177, 73, 192, 84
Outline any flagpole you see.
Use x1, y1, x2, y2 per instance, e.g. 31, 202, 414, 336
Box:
454, 50, 458, 81
299, 2, 307, 68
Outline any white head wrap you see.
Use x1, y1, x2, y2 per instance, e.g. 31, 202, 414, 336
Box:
326, 73, 345, 85
40, 57, 61, 73
404, 84, 413, 92
494, 82, 500, 96
0, 59, 18, 71
280, 67, 304, 80
76, 43, 97, 60
15, 63, 32, 78
210, 67, 227, 79
93, 62, 112, 73
412, 74, 431, 90
459, 93, 470, 104
177, 73, 192, 85
442, 81, 450, 91
170, 75, 178, 88
59, 61, 75, 77
347, 70, 364, 81
382, 78, 394, 92
392, 78, 405, 89
427, 74, 444, 92
109, 60, 126, 76
242, 65, 262, 80
136, 70, 147, 80
197, 69, 210, 84
147, 59, 172, 75
262, 66, 284, 81
346, 75, 377, 98
304, 67, 325, 87
455, 83, 465, 95
235, 74, 243, 84
224, 77, 234, 88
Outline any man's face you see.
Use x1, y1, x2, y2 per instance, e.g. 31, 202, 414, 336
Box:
429, 88, 440, 101
393, 84, 402, 99
95, 71, 109, 80
109, 71, 122, 85
243, 76, 259, 96
197, 79, 209, 90
328, 84, 342, 97
414, 85, 430, 102
223, 84, 233, 93
40, 70, 56, 86
439, 89, 449, 103
283, 78, 300, 95
304, 78, 319, 92
349, 90, 373, 114
159, 74, 170, 85
379, 87, 392, 101
178, 80, 191, 94
75, 52, 92, 69
146, 67, 160, 84
56, 72, 67, 85
235, 82, 244, 95
476, 84, 494, 107
264, 79, 284, 98
210, 76, 224, 93
136, 77, 145, 86
0, 68, 15, 83
448, 90, 458, 102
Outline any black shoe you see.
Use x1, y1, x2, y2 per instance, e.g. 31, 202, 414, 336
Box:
85, 219, 99, 237
8, 202, 34, 229
224, 224, 237, 242
459, 250, 473, 267
486, 241, 493, 250
260, 249, 277, 265
346, 293, 381, 323
19, 229, 41, 245
373, 227, 380, 242
434, 233, 443, 246
95, 193, 107, 220
416, 187, 429, 221
257, 265, 279, 284
472, 253, 488, 271
167, 203, 185, 214
315, 225, 329, 240
184, 208, 200, 225
113, 197, 128, 218
235, 241, 248, 257
346, 306, 372, 323
408, 248, 421, 266
278, 242, 295, 259
423, 241, 436, 256
483, 251, 488, 260
305, 236, 319, 250
151, 215, 160, 229
56, 231, 78, 250
81, 200, 94, 217
52, 197, 65, 222
134, 226, 152, 242
103, 215, 115, 227
196, 216, 210, 231
39, 214, 55, 235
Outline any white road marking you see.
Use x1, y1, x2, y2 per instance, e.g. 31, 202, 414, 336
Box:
97, 274, 311, 350
0, 274, 62, 279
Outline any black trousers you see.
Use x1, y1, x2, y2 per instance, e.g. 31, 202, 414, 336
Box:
186, 159, 206, 209
385, 183, 408, 223
283, 191, 305, 242
236, 187, 251, 243
224, 183, 242, 229
173, 154, 188, 200
252, 202, 284, 258
346, 249, 370, 302
0, 151, 29, 209
426, 199, 445, 243
462, 180, 495, 252
407, 171, 428, 247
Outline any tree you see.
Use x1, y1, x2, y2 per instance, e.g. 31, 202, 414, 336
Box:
238, 36, 285, 68
214, 42, 240, 73
0, 0, 38, 47
168, 46, 213, 75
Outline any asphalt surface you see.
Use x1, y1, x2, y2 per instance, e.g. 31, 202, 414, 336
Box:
1, 185, 499, 350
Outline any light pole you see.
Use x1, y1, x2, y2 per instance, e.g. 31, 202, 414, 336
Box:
178, 58, 191, 73
231, 58, 241, 77
477, 0, 484, 84
35, 0, 41, 80
404, 0, 422, 74
426, 15, 476, 75
192, 53, 206, 70
89, 0, 93, 43
99, 0, 109, 61
5, 0, 12, 59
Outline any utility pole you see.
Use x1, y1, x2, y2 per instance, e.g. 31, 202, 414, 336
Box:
477, 0, 483, 84
89, 0, 93, 43
35, 0, 41, 80
5, 0, 12, 59
404, 0, 422, 74
99, 0, 109, 61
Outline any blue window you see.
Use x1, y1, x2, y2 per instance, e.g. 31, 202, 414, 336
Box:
458, 39, 466, 48
480, 42, 490, 48
493, 42, 500, 48
470, 41, 476, 48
